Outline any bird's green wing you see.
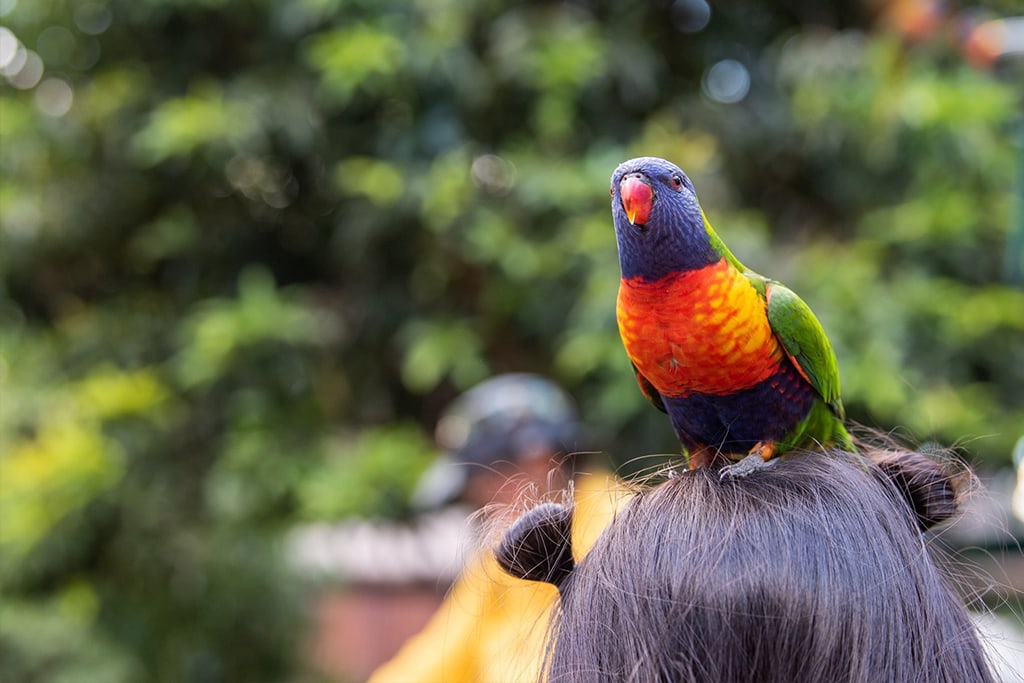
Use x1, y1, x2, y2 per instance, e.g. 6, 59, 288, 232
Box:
763, 281, 845, 420
632, 363, 667, 414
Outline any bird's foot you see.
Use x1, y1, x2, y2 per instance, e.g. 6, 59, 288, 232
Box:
719, 442, 777, 481
719, 454, 777, 480
686, 446, 718, 470
749, 441, 776, 461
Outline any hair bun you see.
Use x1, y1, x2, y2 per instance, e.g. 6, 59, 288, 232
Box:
873, 450, 960, 532
496, 502, 576, 588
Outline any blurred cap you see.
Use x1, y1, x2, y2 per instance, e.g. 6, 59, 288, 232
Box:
412, 373, 581, 510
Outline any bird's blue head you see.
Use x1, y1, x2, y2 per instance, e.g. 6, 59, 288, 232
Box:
610, 156, 718, 281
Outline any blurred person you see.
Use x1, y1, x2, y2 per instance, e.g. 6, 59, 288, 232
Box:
367, 373, 626, 683
498, 448, 997, 682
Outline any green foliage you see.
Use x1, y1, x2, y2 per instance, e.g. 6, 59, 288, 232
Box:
132, 83, 261, 165
1, 596, 142, 683
1, 0, 1020, 679
174, 266, 329, 387
306, 24, 406, 103
299, 424, 437, 520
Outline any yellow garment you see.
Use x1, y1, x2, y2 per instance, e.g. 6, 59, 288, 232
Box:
368, 469, 626, 683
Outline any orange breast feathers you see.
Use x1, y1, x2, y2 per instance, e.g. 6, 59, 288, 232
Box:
616, 259, 784, 397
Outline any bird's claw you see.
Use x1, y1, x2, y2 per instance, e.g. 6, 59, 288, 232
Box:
719, 452, 777, 481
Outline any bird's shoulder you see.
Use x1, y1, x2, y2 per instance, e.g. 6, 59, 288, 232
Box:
740, 269, 769, 300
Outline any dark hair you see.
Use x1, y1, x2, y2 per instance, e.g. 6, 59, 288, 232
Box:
497, 449, 994, 682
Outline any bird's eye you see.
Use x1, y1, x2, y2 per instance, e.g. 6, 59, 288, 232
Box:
671, 174, 684, 191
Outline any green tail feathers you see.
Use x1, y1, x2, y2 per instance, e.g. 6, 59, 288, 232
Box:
779, 400, 855, 456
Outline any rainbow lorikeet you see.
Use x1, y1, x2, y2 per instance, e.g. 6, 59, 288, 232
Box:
610, 156, 853, 474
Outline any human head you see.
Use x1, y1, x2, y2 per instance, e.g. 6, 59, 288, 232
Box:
413, 373, 582, 510
497, 449, 994, 682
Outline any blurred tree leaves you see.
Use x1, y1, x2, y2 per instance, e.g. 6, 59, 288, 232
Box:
174, 266, 331, 388
1, 0, 1021, 680
334, 156, 405, 207
1, 597, 141, 683
298, 424, 436, 520
306, 23, 405, 104
132, 83, 261, 165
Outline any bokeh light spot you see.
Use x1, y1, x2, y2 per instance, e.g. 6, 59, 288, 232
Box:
70, 37, 101, 71
74, 2, 113, 36
34, 77, 74, 117
702, 59, 750, 104
471, 154, 517, 195
36, 25, 77, 67
672, 0, 711, 34
8, 48, 43, 89
1, 41, 24, 76
0, 25, 17, 68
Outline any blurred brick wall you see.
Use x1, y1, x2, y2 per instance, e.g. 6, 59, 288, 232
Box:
307, 584, 446, 682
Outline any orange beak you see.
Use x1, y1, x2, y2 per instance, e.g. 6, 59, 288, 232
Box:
620, 176, 653, 226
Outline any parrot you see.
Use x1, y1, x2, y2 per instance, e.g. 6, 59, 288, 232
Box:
609, 156, 853, 475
